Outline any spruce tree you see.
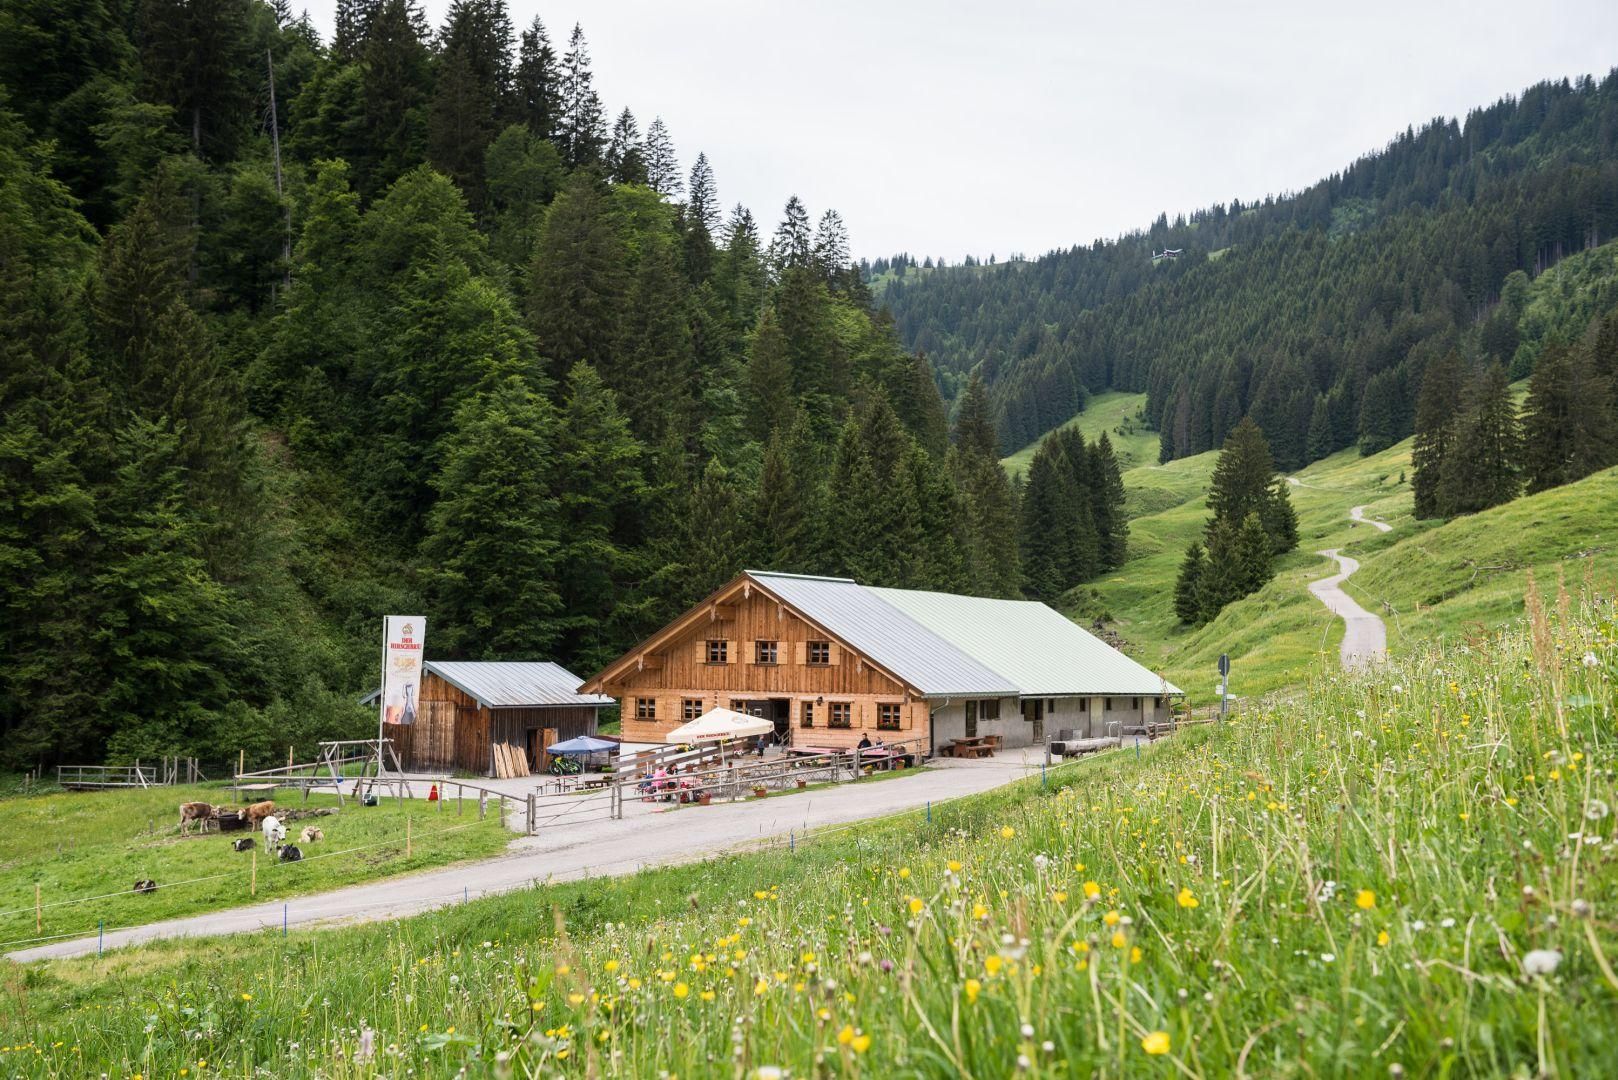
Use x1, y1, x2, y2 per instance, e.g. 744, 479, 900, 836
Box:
1306, 394, 1333, 462
1018, 439, 1079, 601
744, 309, 795, 442
605, 108, 646, 185
1206, 417, 1296, 553
643, 116, 680, 196
1173, 542, 1206, 624
1088, 432, 1128, 569
420, 376, 562, 659
527, 171, 627, 382
1234, 511, 1274, 594
136, 0, 254, 158
359, 0, 434, 192
616, 236, 695, 443
1438, 363, 1521, 516
1522, 343, 1617, 493
1195, 519, 1244, 623
686, 153, 720, 235
513, 16, 561, 141
954, 449, 1021, 598
1411, 350, 1463, 518
954, 370, 999, 459
754, 417, 820, 573
770, 196, 813, 271
557, 24, 605, 166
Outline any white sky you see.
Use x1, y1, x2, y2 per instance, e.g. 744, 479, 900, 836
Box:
301, 0, 1618, 261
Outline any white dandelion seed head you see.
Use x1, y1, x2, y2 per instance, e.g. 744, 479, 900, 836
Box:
1321, 953, 1336, 963
1522, 949, 1562, 976
1585, 799, 1610, 821
1582, 652, 1599, 668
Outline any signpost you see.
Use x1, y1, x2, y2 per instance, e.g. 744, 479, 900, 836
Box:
1217, 653, 1230, 724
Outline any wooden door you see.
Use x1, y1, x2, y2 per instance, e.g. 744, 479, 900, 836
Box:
418, 701, 458, 771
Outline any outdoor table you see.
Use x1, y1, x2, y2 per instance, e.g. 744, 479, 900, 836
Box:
580, 776, 612, 790
947, 737, 994, 759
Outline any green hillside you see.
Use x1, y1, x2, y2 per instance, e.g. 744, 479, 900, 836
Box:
1001, 390, 1156, 480
1053, 390, 1618, 705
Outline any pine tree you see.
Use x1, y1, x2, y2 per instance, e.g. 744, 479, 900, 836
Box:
686, 153, 720, 234
512, 16, 561, 141
754, 416, 820, 573
527, 171, 627, 382
1234, 511, 1274, 594
1195, 519, 1244, 623
1173, 542, 1206, 624
333, 0, 380, 59
1206, 417, 1296, 553
137, 0, 255, 158
360, 0, 434, 191
673, 459, 752, 599
1088, 432, 1128, 569
953, 449, 1021, 597
616, 236, 695, 443
552, 363, 647, 672
605, 108, 646, 185
769, 196, 813, 272
1305, 393, 1333, 462
1411, 350, 1463, 518
744, 309, 795, 442
427, 0, 516, 201
1522, 343, 1617, 493
954, 370, 999, 459
556, 24, 605, 166
643, 116, 680, 196
813, 209, 850, 281
1438, 363, 1521, 516
420, 376, 562, 658
1018, 438, 1079, 601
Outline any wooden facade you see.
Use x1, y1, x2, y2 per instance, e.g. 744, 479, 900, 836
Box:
584, 577, 932, 750
389, 669, 600, 775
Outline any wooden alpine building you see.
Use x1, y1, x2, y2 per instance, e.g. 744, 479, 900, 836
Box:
582, 571, 1181, 755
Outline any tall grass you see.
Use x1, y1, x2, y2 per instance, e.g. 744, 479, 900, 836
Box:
5, 579, 1616, 1077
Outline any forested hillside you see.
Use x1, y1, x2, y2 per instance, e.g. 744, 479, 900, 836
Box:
0, 0, 1031, 768
881, 71, 1618, 462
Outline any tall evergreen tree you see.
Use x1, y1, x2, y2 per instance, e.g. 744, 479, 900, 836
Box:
754, 416, 820, 574
1206, 417, 1296, 553
744, 309, 795, 442
526, 171, 627, 381
954, 370, 999, 459
1088, 432, 1128, 569
556, 23, 605, 166
359, 0, 434, 192
1411, 350, 1464, 518
605, 108, 646, 185
643, 116, 680, 196
1305, 393, 1333, 462
1438, 363, 1521, 516
420, 376, 562, 659
1173, 542, 1206, 625
427, 0, 515, 202
616, 236, 695, 443
136, 0, 254, 158
770, 196, 813, 272
512, 16, 561, 141
1522, 342, 1617, 493
686, 153, 720, 235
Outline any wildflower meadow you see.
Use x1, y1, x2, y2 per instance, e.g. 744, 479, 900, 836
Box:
4, 575, 1616, 1078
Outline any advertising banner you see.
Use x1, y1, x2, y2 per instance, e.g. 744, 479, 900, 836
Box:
380, 616, 426, 726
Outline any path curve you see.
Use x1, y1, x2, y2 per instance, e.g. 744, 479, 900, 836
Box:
8, 754, 1041, 963
1350, 504, 1392, 533
1308, 549, 1386, 670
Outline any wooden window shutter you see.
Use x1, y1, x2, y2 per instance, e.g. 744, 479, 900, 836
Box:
741, 640, 755, 666
795, 641, 807, 665
725, 639, 737, 663
827, 643, 841, 666
693, 639, 707, 664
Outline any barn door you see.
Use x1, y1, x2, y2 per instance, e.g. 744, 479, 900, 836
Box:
421, 701, 458, 771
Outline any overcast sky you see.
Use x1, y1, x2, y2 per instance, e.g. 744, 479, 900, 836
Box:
302, 1, 1618, 261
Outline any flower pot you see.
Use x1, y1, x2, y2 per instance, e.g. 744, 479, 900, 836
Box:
697, 792, 711, 806
753, 787, 768, 798
796, 778, 808, 789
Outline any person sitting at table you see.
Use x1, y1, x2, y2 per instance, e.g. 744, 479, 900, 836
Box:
857, 733, 872, 750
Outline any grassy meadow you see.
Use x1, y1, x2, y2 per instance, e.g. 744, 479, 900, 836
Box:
0, 784, 512, 951
4, 582, 1615, 1077
1002, 390, 1159, 480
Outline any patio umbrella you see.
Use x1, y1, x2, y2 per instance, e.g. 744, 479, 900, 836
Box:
663, 707, 772, 744
546, 735, 619, 756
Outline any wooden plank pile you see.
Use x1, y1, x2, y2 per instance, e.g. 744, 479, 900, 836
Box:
491, 741, 530, 779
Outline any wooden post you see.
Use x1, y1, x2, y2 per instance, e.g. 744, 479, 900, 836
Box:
527, 792, 536, 836
238, 749, 245, 778
35, 883, 41, 934
287, 745, 294, 768
457, 784, 463, 815
406, 813, 412, 858
251, 847, 257, 897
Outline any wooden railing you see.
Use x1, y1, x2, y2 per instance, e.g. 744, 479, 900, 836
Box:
57, 764, 157, 789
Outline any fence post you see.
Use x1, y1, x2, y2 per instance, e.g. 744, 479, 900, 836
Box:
283, 903, 288, 937
457, 784, 463, 816
35, 883, 41, 934
98, 920, 103, 957
238, 749, 244, 778
251, 847, 257, 896
406, 813, 412, 857
527, 792, 536, 836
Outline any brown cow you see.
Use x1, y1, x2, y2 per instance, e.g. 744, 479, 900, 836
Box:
179, 801, 218, 835
243, 800, 277, 826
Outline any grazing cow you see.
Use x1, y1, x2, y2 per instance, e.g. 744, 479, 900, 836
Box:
278, 844, 303, 863
133, 879, 157, 893
243, 800, 277, 826
261, 814, 286, 851
232, 836, 255, 852
178, 801, 217, 835
298, 826, 323, 844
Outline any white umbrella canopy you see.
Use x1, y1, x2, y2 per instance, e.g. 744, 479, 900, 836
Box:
664, 707, 773, 743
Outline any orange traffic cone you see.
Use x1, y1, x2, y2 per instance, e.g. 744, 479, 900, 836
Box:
428, 783, 439, 802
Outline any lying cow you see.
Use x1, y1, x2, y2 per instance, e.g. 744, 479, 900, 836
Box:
298, 826, 323, 844
178, 801, 218, 835
243, 800, 277, 826
132, 879, 157, 893
232, 836, 255, 852
278, 844, 303, 862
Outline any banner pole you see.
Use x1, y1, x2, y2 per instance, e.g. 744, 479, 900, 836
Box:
376, 616, 389, 787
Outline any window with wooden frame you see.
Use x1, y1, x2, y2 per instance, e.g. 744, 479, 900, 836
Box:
979, 698, 1001, 721
800, 701, 815, 728
635, 698, 657, 720
681, 698, 702, 721
705, 639, 728, 664
877, 703, 902, 731
1132, 697, 1141, 710
754, 640, 779, 665
965, 700, 978, 738
829, 702, 852, 728
1105, 697, 1114, 711
806, 640, 831, 665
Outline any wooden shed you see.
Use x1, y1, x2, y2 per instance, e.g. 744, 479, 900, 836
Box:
372, 661, 610, 777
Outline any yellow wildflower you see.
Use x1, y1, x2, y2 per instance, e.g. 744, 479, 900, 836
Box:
1141, 1030, 1171, 1055
1356, 890, 1376, 910
1177, 887, 1198, 909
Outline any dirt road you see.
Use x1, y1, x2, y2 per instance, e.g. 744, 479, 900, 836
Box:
1307, 549, 1386, 670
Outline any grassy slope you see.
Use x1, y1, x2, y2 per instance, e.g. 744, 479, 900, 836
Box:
1002, 390, 1159, 480
1024, 381, 1618, 706
0, 784, 511, 948
8, 594, 1616, 1077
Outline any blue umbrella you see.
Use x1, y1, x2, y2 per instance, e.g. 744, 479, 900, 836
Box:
546, 735, 619, 756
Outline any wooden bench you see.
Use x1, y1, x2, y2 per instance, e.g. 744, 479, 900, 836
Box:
580, 776, 613, 790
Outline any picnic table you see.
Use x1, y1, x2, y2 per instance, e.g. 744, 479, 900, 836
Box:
946, 736, 995, 759
858, 747, 916, 769
579, 775, 613, 790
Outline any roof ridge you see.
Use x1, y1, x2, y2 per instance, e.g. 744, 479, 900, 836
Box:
745, 569, 857, 583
